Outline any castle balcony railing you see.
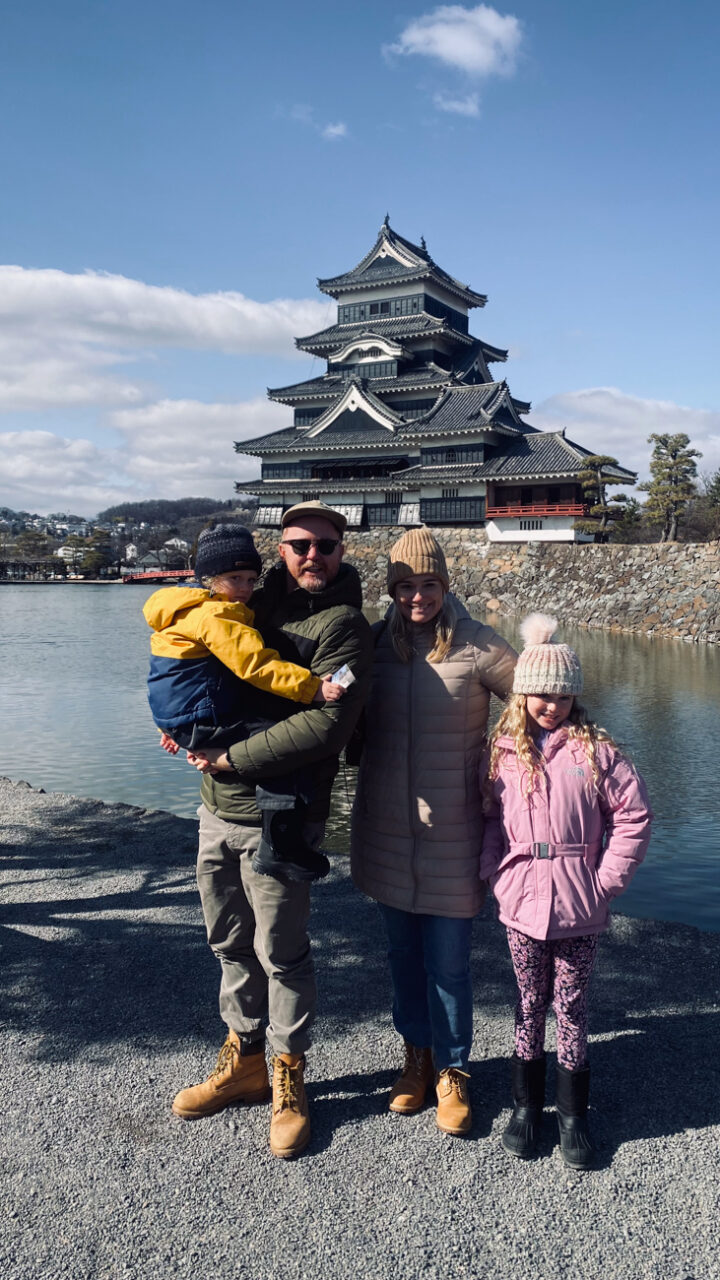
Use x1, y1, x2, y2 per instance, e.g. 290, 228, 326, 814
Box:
486, 503, 587, 518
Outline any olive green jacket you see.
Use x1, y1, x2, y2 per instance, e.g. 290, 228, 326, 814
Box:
200, 561, 373, 824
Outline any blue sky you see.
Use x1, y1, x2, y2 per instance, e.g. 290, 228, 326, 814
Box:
1, 0, 718, 515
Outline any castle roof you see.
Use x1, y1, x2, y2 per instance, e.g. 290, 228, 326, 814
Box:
317, 218, 487, 308
296, 312, 474, 355
268, 338, 510, 406
238, 382, 531, 456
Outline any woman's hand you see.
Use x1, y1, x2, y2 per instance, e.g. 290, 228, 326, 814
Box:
186, 747, 233, 774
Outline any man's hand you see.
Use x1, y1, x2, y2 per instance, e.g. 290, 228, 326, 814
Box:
159, 732, 181, 755
186, 747, 233, 774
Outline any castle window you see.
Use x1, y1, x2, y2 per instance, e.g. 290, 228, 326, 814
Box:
385, 490, 402, 504
442, 487, 459, 499
420, 497, 486, 524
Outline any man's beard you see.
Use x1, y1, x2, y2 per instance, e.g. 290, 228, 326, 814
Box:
298, 566, 327, 593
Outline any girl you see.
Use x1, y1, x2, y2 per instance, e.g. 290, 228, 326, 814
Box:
481, 613, 652, 1169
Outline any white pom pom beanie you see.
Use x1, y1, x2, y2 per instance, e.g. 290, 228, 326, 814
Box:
512, 613, 584, 696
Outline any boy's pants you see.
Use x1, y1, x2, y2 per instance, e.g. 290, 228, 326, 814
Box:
506, 927, 599, 1070
196, 804, 321, 1055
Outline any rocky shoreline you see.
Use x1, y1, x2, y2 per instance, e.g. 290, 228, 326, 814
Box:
1, 776, 718, 1280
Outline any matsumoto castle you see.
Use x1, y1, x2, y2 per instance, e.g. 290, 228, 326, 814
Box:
238, 219, 634, 543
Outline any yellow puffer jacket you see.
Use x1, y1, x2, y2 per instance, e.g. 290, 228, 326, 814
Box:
143, 586, 320, 732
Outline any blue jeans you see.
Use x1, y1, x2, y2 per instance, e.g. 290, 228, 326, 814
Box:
378, 904, 474, 1072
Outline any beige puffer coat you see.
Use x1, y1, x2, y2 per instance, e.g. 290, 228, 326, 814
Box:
351, 602, 517, 918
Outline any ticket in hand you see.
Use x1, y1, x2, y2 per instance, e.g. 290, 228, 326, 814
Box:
330, 664, 356, 688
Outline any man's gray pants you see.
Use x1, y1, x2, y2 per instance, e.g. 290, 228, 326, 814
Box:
196, 804, 319, 1056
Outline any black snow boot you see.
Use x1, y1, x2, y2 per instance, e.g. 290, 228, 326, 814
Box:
555, 1062, 595, 1170
252, 809, 331, 883
501, 1052, 546, 1159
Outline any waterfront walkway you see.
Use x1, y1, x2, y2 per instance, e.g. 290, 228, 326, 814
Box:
1, 777, 718, 1280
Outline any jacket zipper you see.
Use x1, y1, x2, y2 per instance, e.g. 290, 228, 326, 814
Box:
408, 651, 419, 912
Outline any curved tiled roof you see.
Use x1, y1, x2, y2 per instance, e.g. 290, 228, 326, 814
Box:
478, 432, 636, 481
296, 313, 474, 354
317, 221, 487, 308
237, 383, 530, 455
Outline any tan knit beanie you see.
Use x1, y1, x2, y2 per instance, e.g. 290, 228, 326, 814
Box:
387, 527, 450, 595
512, 613, 583, 696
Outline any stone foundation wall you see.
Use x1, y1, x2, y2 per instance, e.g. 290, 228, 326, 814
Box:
252, 528, 720, 644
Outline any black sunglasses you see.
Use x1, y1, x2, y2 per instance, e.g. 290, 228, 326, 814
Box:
281, 538, 341, 556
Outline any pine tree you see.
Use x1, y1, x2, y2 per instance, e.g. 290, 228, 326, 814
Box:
638, 433, 701, 542
572, 455, 629, 542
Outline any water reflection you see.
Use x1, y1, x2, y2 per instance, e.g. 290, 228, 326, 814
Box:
1, 585, 718, 931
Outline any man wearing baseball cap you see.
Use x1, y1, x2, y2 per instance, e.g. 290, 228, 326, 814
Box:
172, 500, 373, 1160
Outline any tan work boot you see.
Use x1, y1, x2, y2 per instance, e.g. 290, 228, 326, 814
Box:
389, 1042, 434, 1114
172, 1030, 270, 1119
269, 1054, 310, 1159
436, 1068, 472, 1135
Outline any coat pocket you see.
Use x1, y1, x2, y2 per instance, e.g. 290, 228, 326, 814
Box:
550, 858, 609, 933
491, 856, 536, 925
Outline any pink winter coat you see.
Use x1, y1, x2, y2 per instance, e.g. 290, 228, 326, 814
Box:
480, 730, 652, 940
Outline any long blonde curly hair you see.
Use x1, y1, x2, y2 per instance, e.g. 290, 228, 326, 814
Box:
487, 694, 622, 799
389, 594, 458, 664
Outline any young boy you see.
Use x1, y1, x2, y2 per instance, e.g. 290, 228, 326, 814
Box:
143, 522, 345, 882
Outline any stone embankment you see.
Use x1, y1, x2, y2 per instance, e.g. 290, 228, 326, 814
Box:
253, 528, 720, 644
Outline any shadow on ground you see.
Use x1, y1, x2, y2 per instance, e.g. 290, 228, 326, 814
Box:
1, 779, 719, 1150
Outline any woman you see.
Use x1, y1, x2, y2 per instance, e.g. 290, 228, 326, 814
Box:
351, 528, 516, 1135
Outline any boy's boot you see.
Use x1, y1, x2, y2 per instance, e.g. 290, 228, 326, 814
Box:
555, 1062, 595, 1170
171, 1031, 269, 1119
435, 1068, 472, 1136
502, 1052, 546, 1159
253, 809, 330, 883
388, 1042, 434, 1114
269, 1054, 310, 1159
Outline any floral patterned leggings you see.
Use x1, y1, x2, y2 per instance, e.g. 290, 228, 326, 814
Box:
506, 928, 599, 1070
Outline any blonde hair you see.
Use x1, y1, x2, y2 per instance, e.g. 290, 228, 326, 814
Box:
486, 693, 623, 799
389, 593, 458, 664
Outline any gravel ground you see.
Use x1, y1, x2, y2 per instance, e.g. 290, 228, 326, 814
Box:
1, 776, 719, 1280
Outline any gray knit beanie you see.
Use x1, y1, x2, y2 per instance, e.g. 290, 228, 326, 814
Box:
512, 613, 583, 696
194, 523, 262, 580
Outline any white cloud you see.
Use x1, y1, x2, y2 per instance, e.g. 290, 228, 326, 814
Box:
0, 398, 289, 515
322, 122, 348, 141
387, 4, 522, 76
433, 91, 481, 116
287, 104, 348, 142
0, 264, 328, 356
0, 265, 329, 412
532, 387, 720, 484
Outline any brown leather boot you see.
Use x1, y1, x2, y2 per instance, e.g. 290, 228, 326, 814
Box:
269, 1054, 311, 1159
435, 1068, 472, 1135
171, 1030, 270, 1119
389, 1042, 434, 1114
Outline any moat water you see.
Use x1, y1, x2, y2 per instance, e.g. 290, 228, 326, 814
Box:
1, 582, 718, 931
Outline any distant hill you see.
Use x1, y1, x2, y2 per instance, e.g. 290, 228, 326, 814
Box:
96, 498, 239, 525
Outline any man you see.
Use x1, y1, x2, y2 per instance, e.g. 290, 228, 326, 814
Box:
172, 501, 373, 1159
